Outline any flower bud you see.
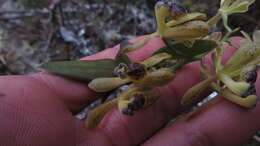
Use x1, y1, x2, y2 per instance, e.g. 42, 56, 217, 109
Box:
162, 20, 209, 40
141, 53, 172, 68
135, 68, 174, 89
88, 77, 129, 92
127, 63, 147, 80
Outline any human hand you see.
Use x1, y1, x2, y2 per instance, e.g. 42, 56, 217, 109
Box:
0, 37, 259, 146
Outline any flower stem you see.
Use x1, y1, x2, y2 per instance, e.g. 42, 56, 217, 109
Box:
207, 11, 222, 26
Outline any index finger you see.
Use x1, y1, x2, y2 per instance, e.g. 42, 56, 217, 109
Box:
143, 72, 260, 146
78, 37, 242, 146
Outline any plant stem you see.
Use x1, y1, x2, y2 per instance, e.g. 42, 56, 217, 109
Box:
221, 27, 240, 42
170, 59, 190, 71
207, 11, 222, 26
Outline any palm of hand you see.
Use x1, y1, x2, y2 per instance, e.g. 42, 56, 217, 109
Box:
0, 37, 259, 146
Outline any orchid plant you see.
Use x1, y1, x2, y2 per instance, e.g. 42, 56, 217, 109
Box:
42, 0, 259, 128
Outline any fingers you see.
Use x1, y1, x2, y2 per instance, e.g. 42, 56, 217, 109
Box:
142, 73, 260, 146
31, 73, 99, 113
77, 38, 243, 146
0, 76, 113, 146
81, 64, 203, 146
29, 36, 165, 112
0, 75, 118, 146
0, 75, 78, 120
84, 62, 203, 146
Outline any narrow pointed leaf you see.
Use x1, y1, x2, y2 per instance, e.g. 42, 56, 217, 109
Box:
41, 59, 117, 82
153, 40, 217, 59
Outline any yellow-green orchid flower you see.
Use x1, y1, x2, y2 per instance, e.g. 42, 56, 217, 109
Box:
155, 1, 209, 40
208, 0, 255, 31
182, 32, 259, 109
220, 0, 255, 15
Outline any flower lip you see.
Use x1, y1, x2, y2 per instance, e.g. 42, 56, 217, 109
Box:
170, 3, 187, 19
130, 93, 145, 110
121, 93, 145, 116
244, 70, 257, 84
241, 85, 256, 98
155, 1, 171, 9
127, 63, 147, 80
156, 1, 187, 18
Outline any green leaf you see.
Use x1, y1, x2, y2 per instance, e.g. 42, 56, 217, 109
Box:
221, 13, 232, 32
170, 56, 203, 71
153, 39, 217, 59
41, 59, 117, 82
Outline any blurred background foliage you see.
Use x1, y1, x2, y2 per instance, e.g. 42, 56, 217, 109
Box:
0, 0, 259, 75
0, 0, 259, 145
